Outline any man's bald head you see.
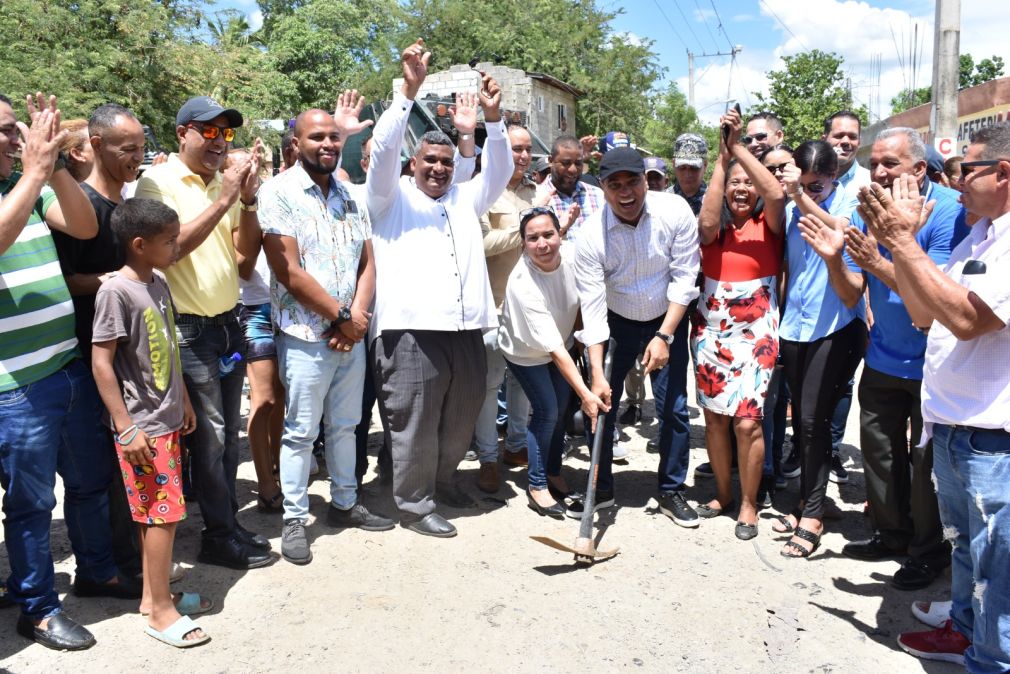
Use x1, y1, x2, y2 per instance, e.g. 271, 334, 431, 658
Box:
292, 109, 341, 177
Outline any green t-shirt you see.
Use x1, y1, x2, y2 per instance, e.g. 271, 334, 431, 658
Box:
0, 173, 78, 392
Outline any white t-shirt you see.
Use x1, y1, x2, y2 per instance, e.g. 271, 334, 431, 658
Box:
498, 251, 579, 367
239, 248, 271, 306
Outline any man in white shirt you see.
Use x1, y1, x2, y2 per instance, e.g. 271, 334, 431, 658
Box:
574, 147, 701, 527
859, 123, 1010, 672
365, 39, 512, 537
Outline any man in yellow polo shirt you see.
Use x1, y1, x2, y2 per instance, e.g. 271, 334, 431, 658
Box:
136, 96, 273, 569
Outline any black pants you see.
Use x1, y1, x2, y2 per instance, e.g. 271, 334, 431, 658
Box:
781, 319, 866, 519
858, 366, 947, 563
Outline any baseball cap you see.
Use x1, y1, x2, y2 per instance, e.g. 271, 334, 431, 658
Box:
599, 131, 631, 154
532, 157, 549, 174
673, 133, 708, 168
925, 146, 945, 175
598, 146, 645, 181
176, 96, 243, 128
643, 156, 667, 176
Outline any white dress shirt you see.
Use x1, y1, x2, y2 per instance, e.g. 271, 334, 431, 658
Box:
575, 190, 701, 346
365, 92, 513, 336
922, 211, 1010, 435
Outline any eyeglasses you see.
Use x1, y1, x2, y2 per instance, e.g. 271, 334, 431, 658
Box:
959, 158, 1008, 179
801, 181, 826, 194
519, 206, 560, 228
741, 132, 769, 145
764, 162, 791, 174
187, 122, 236, 143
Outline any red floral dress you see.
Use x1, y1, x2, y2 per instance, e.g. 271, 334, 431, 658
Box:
691, 214, 782, 419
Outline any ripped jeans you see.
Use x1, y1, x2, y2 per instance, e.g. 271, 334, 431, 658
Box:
932, 423, 1010, 674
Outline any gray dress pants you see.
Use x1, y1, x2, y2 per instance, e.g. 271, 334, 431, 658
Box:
373, 329, 486, 516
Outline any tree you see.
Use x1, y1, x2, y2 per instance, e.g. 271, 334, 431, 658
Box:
639, 82, 699, 157
396, 0, 663, 138
890, 53, 1005, 115
750, 49, 868, 147
0, 0, 216, 148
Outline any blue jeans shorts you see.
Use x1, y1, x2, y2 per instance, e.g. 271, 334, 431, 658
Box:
239, 303, 277, 362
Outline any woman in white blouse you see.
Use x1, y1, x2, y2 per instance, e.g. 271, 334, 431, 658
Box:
499, 208, 609, 518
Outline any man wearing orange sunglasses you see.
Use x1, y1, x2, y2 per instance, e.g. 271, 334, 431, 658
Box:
135, 96, 273, 571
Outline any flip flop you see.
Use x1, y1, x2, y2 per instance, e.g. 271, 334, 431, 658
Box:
144, 615, 210, 648
142, 592, 213, 617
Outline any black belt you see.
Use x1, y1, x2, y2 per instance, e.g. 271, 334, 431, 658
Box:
949, 424, 1010, 438
177, 307, 239, 326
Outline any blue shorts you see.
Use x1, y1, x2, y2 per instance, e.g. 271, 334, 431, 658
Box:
239, 303, 276, 362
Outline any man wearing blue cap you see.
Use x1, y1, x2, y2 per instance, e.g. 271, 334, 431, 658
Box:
574, 146, 701, 527
136, 96, 273, 569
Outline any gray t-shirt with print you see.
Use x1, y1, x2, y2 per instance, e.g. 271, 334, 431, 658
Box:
92, 271, 184, 436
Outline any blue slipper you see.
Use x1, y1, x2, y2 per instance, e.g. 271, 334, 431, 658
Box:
145, 615, 209, 648
141, 592, 213, 617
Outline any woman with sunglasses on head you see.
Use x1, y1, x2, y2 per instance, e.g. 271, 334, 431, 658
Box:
693, 107, 785, 540
498, 208, 609, 517
773, 140, 867, 558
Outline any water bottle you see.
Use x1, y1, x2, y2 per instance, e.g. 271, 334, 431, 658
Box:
219, 352, 242, 378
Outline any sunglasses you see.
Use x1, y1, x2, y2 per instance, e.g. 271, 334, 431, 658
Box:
741, 132, 769, 145
187, 122, 236, 143
764, 162, 791, 174
801, 181, 826, 194
959, 158, 1008, 179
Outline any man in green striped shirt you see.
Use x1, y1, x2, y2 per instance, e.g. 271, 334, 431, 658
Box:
0, 93, 134, 651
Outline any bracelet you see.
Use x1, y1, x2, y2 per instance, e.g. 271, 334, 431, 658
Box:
458, 133, 473, 141
115, 424, 139, 445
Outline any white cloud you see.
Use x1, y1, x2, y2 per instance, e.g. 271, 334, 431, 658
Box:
247, 10, 263, 32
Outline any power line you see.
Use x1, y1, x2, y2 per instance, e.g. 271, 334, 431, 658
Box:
650, 0, 690, 51
708, 0, 736, 52
671, 0, 706, 51
759, 0, 809, 52
693, 0, 721, 51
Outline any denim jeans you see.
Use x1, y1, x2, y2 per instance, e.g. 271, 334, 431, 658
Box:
506, 359, 572, 489
591, 311, 691, 494
503, 368, 531, 452
176, 315, 246, 542
932, 424, 1010, 674
278, 334, 364, 519
474, 328, 508, 463
0, 359, 118, 619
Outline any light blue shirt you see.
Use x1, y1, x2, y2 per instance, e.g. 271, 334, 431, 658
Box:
780, 186, 865, 342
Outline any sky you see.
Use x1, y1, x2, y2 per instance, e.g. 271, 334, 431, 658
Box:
219, 0, 1008, 125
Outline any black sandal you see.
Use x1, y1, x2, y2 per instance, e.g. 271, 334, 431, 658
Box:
780, 526, 821, 558
257, 492, 283, 513
772, 507, 802, 535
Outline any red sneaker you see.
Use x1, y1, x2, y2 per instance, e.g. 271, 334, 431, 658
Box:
897, 619, 970, 665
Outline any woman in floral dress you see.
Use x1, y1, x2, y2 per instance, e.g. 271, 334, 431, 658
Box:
692, 108, 785, 539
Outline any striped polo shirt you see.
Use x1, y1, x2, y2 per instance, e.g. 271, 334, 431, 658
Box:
0, 173, 79, 392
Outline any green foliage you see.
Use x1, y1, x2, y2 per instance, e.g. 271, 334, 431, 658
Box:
396, 0, 663, 138
890, 53, 1005, 115
751, 49, 868, 147
890, 86, 931, 115
640, 82, 701, 156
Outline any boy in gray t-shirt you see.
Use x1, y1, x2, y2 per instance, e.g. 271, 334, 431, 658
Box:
91, 199, 211, 648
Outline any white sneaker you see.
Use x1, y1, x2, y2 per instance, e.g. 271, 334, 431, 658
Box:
911, 600, 952, 629
612, 442, 630, 460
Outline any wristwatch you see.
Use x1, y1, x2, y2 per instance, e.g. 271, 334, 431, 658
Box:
332, 304, 353, 326
458, 133, 473, 141
654, 331, 674, 345
240, 198, 258, 212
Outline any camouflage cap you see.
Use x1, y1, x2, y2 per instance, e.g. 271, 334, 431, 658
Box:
673, 133, 708, 168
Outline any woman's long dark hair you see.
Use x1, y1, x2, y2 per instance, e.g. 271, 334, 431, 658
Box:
793, 140, 837, 177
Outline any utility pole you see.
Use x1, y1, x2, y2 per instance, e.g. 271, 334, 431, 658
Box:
687, 46, 742, 111
930, 0, 960, 154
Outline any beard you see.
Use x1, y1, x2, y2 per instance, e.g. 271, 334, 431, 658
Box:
301, 154, 337, 176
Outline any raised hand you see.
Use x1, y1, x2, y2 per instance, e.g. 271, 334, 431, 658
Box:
580, 135, 599, 161
719, 107, 743, 150
798, 213, 844, 260
843, 226, 883, 273
240, 138, 264, 204
448, 91, 479, 135
25, 92, 57, 126
400, 39, 431, 100
781, 163, 802, 197
333, 89, 374, 139
857, 177, 934, 251
17, 96, 66, 180
220, 153, 251, 206
477, 72, 502, 123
